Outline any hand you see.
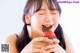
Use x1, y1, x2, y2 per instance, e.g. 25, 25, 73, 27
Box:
21, 37, 52, 53
31, 37, 55, 53
21, 37, 66, 53
41, 39, 67, 53
31, 37, 61, 53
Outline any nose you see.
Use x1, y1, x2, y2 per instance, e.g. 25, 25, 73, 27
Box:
43, 14, 54, 27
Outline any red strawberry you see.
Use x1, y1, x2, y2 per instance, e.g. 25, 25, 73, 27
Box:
44, 31, 56, 39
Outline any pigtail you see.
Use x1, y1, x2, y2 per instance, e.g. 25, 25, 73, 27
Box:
55, 24, 66, 49
16, 24, 31, 52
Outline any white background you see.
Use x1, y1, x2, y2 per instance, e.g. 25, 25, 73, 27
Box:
0, 0, 80, 53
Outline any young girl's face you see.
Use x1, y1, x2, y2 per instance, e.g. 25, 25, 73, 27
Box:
26, 1, 59, 39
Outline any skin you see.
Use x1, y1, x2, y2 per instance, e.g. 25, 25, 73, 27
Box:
26, 0, 59, 39
23, 1, 66, 53
5, 0, 75, 53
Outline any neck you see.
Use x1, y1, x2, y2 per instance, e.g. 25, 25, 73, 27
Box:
27, 25, 32, 38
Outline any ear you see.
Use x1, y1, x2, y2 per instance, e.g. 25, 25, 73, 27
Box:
24, 14, 31, 24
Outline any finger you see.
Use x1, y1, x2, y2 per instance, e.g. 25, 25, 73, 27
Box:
32, 37, 59, 47
47, 44, 63, 53
36, 37, 55, 44
41, 44, 56, 50
45, 45, 58, 53
32, 37, 49, 49
32, 37, 49, 42
32, 44, 46, 49
36, 38, 60, 45
52, 38, 60, 44
32, 48, 47, 53
32, 37, 52, 45
47, 48, 57, 53
32, 40, 48, 48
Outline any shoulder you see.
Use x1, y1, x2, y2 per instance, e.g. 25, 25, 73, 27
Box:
5, 33, 21, 53
5, 34, 17, 43
5, 33, 21, 43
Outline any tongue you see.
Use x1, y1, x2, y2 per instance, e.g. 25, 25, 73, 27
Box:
43, 31, 56, 39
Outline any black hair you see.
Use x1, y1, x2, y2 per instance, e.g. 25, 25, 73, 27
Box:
16, 0, 66, 53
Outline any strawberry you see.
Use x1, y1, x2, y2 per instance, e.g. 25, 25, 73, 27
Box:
43, 31, 56, 39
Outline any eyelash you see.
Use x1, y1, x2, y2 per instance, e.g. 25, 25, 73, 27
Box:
39, 13, 46, 15
38, 12, 56, 15
51, 13, 56, 15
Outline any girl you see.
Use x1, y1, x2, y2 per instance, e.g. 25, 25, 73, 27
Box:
6, 0, 74, 53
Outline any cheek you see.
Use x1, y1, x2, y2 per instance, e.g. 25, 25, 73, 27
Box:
32, 15, 45, 25
31, 16, 39, 27
37, 15, 46, 23
30, 15, 44, 29
30, 15, 44, 38
52, 15, 59, 29
55, 16, 59, 23
53, 14, 59, 23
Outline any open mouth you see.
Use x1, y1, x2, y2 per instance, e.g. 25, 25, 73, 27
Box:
42, 25, 53, 32
42, 25, 56, 39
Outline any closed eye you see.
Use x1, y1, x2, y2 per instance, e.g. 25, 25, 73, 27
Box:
51, 13, 56, 15
39, 13, 46, 15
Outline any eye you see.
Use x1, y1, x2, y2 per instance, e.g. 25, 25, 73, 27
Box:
50, 10, 58, 15
39, 13, 46, 15
51, 13, 56, 15
38, 11, 46, 15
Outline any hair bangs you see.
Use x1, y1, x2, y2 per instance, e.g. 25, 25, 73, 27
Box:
47, 0, 61, 14
24, 0, 42, 16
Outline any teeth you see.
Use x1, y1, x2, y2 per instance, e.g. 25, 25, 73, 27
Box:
42, 25, 53, 32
